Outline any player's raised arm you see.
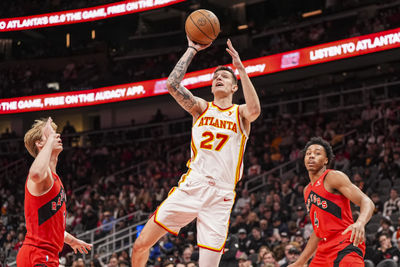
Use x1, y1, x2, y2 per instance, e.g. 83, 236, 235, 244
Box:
226, 39, 261, 123
166, 37, 209, 117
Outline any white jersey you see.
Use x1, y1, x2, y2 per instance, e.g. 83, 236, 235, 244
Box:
185, 102, 248, 186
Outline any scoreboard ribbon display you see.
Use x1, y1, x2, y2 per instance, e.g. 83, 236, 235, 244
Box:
1, 27, 399, 114
0, 0, 186, 32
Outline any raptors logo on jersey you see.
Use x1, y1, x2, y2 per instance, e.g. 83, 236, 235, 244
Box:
304, 169, 355, 239
186, 102, 248, 186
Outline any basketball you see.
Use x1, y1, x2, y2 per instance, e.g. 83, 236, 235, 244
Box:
185, 9, 220, 45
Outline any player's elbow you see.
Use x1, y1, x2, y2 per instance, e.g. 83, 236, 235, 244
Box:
166, 79, 178, 93
369, 198, 375, 212
28, 168, 46, 183
28, 171, 42, 183
247, 106, 261, 122
362, 196, 375, 215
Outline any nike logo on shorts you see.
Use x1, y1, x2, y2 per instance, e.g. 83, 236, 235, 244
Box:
223, 198, 231, 201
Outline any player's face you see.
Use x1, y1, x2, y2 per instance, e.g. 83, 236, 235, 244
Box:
304, 144, 328, 172
211, 70, 237, 96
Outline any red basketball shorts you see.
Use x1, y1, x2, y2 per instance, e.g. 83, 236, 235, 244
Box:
17, 245, 59, 267
309, 232, 365, 267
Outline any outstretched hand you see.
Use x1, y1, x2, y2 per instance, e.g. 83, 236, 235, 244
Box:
187, 36, 212, 52
342, 221, 365, 247
69, 238, 93, 254
43, 117, 55, 139
226, 39, 244, 69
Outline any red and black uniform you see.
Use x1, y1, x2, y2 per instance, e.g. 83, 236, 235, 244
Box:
304, 169, 365, 267
17, 172, 67, 267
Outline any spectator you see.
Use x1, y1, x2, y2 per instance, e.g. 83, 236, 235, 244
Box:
372, 232, 400, 266
89, 259, 101, 267
162, 260, 175, 267
237, 252, 251, 267
280, 246, 300, 267
383, 189, 400, 217
72, 258, 85, 267
377, 216, 395, 238
219, 233, 239, 267
151, 108, 166, 123
181, 246, 193, 264
259, 219, 272, 239
334, 151, 350, 174
371, 193, 384, 214
352, 173, 365, 192
186, 261, 198, 267
234, 189, 251, 215
118, 260, 129, 267
230, 215, 247, 234
279, 232, 290, 246
271, 214, 288, 235
248, 156, 262, 176
62, 121, 76, 135
82, 205, 98, 231
393, 216, 400, 247
101, 211, 116, 236
292, 231, 305, 250
247, 227, 265, 256
237, 228, 250, 254
294, 205, 309, 230
261, 251, 279, 267
107, 256, 119, 267
0, 250, 8, 267
252, 245, 270, 267
245, 212, 260, 233
280, 182, 295, 214
278, 243, 295, 266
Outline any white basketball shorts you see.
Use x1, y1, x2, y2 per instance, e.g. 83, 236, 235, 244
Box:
154, 169, 236, 252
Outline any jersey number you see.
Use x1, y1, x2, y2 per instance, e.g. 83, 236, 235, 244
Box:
200, 132, 229, 151
313, 211, 319, 228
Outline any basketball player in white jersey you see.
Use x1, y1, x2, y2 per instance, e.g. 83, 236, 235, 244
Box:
131, 36, 261, 266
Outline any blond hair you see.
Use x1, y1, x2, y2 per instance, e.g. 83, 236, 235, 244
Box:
24, 118, 57, 158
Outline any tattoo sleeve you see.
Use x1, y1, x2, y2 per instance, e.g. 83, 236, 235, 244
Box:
166, 49, 197, 112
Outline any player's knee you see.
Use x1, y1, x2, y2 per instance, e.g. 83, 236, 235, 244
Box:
132, 237, 150, 253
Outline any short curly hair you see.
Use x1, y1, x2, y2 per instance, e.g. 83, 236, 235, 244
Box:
302, 137, 335, 165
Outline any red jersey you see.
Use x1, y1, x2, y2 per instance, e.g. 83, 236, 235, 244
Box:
23, 172, 66, 253
304, 169, 355, 239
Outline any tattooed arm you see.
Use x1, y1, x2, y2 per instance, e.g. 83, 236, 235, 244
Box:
166, 37, 210, 117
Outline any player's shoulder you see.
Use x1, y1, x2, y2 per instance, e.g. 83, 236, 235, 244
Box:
191, 97, 209, 118
304, 183, 310, 194
327, 169, 348, 178
326, 169, 351, 185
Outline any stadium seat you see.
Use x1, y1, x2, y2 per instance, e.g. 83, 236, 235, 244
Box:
378, 179, 392, 196
393, 179, 400, 187
366, 222, 380, 234
370, 214, 383, 224
390, 212, 400, 224
376, 259, 397, 267
365, 259, 375, 267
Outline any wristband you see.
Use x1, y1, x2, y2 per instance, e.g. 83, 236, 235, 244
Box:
188, 46, 198, 52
